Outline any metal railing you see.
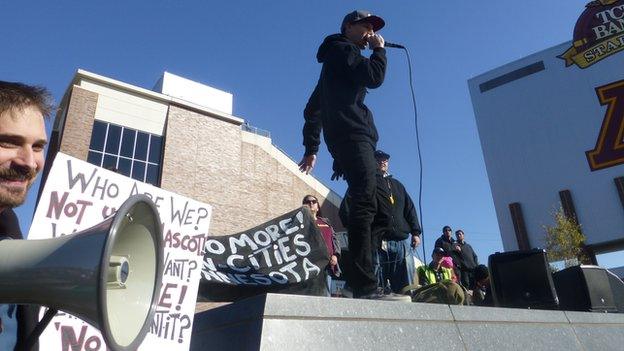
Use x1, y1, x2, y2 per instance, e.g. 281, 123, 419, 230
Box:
241, 123, 271, 138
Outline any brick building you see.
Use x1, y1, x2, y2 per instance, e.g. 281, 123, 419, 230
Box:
43, 69, 344, 235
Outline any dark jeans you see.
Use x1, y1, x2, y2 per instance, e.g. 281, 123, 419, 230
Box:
460, 269, 475, 290
332, 141, 390, 297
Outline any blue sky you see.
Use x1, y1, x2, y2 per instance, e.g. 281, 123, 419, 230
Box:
2, 1, 622, 268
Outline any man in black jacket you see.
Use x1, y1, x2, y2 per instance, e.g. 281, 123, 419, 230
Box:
454, 229, 479, 289
375, 150, 421, 293
299, 10, 389, 299
0, 80, 52, 350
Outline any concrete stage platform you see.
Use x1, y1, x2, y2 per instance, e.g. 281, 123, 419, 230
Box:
191, 293, 624, 351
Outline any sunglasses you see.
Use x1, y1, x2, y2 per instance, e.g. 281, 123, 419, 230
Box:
303, 199, 318, 204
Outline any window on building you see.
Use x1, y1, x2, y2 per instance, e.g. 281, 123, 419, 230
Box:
87, 120, 163, 186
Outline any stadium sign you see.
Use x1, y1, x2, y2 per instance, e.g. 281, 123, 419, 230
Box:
560, 0, 624, 68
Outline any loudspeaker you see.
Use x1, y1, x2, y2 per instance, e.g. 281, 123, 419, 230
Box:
0, 194, 164, 351
606, 269, 624, 313
553, 265, 618, 312
488, 249, 559, 309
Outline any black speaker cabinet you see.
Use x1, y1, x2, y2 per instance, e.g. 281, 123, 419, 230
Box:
606, 269, 624, 313
488, 249, 559, 309
553, 265, 618, 313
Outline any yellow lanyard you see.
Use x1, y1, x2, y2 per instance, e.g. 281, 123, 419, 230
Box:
385, 177, 394, 205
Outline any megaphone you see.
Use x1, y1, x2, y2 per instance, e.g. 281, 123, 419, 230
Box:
0, 194, 164, 351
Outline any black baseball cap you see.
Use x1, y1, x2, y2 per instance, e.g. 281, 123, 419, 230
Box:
342, 10, 385, 32
374, 150, 390, 160
432, 247, 446, 256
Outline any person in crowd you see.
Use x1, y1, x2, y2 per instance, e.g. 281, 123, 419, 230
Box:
302, 194, 341, 295
0, 80, 53, 350
434, 225, 461, 279
299, 10, 392, 299
454, 229, 479, 289
409, 247, 465, 305
435, 225, 457, 253
440, 255, 459, 284
374, 150, 421, 293
417, 247, 453, 286
472, 264, 493, 306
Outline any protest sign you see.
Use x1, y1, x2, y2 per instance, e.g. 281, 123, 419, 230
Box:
198, 207, 329, 301
28, 153, 211, 351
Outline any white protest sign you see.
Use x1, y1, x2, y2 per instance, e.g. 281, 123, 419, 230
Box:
28, 153, 211, 351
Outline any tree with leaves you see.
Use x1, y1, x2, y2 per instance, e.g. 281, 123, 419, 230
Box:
543, 207, 588, 267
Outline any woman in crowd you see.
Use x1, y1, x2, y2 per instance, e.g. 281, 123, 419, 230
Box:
302, 195, 341, 295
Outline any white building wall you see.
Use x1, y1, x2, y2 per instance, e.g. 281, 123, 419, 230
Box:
157, 71, 233, 115
79, 80, 169, 136
469, 42, 624, 252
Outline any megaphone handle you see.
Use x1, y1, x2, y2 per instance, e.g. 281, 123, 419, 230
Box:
23, 307, 58, 351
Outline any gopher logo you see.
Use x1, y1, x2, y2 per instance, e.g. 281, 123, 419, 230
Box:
559, 0, 624, 68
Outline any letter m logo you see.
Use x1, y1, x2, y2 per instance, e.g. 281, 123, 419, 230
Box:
586, 79, 624, 171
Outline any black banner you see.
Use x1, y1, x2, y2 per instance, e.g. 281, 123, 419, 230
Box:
198, 207, 329, 301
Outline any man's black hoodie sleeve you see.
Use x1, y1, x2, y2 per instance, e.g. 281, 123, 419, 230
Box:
401, 183, 421, 235
303, 83, 322, 156
327, 44, 386, 89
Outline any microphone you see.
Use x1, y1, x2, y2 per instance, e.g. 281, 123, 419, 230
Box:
385, 42, 405, 49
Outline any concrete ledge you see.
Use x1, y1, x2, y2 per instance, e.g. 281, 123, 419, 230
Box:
450, 304, 568, 323
564, 310, 624, 324
191, 293, 624, 351
262, 295, 454, 321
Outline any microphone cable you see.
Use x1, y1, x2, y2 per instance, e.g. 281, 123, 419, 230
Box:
393, 45, 427, 266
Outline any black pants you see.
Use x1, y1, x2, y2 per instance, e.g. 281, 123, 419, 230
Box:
333, 141, 391, 297
460, 269, 475, 290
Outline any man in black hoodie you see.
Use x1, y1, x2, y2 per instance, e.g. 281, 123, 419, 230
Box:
0, 81, 52, 350
299, 10, 389, 299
